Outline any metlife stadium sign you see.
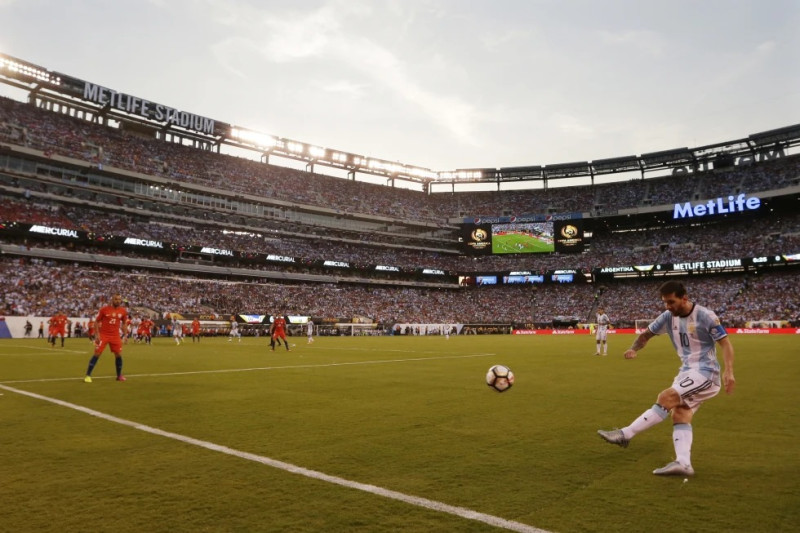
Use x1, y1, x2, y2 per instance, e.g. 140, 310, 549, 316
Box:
673, 193, 761, 220
83, 83, 215, 135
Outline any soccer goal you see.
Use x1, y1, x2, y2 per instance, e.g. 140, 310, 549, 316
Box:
634, 319, 651, 334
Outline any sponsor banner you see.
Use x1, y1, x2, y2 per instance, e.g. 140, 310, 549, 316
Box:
462, 212, 582, 224
513, 328, 800, 335
121, 236, 165, 249
513, 329, 594, 335
29, 224, 81, 238
731, 328, 800, 334
266, 254, 296, 263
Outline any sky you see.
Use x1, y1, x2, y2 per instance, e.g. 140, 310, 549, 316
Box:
1, 0, 799, 176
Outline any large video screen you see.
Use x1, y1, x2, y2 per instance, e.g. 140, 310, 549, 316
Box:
491, 221, 554, 254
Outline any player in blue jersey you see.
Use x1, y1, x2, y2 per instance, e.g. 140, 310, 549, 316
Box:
594, 307, 611, 356
597, 280, 735, 476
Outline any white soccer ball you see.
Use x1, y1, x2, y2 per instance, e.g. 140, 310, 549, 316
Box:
486, 364, 515, 392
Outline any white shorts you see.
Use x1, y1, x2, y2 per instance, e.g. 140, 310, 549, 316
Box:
670, 370, 720, 412
595, 326, 608, 341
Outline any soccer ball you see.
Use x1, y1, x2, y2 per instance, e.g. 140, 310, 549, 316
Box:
486, 364, 515, 392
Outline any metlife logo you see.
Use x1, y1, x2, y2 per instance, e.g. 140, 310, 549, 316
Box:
673, 193, 760, 220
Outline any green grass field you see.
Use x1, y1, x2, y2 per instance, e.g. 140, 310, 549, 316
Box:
492, 233, 554, 254
1, 334, 798, 532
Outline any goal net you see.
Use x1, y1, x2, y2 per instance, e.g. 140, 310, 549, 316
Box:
634, 319, 651, 334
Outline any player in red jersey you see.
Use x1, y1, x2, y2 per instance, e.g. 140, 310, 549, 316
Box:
48, 311, 69, 347
191, 318, 201, 343
138, 317, 154, 345
86, 317, 96, 343
270, 312, 290, 352
84, 294, 128, 383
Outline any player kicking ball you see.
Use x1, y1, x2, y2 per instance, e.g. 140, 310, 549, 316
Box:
597, 281, 735, 476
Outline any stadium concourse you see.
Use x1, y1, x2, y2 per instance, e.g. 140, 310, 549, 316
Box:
1, 95, 799, 331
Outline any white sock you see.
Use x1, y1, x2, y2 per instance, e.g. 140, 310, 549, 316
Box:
673, 423, 693, 465
622, 404, 669, 440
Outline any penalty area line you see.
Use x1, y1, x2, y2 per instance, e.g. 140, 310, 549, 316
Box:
0, 383, 548, 533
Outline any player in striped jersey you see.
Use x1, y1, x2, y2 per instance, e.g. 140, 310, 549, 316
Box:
597, 280, 735, 476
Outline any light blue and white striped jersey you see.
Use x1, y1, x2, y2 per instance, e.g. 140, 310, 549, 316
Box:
648, 303, 727, 383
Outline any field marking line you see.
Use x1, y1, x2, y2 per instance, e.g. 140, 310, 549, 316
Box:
0, 383, 548, 533
0, 343, 89, 355
0, 353, 496, 385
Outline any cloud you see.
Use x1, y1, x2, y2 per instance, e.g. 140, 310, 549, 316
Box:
755, 40, 776, 53
201, 0, 484, 145
317, 79, 369, 99
554, 113, 595, 137
597, 29, 665, 56
481, 29, 529, 51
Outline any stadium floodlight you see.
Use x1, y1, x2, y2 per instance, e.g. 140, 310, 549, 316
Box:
406, 167, 437, 180
331, 152, 348, 163
286, 141, 305, 154
230, 128, 276, 149
308, 146, 326, 158
368, 159, 403, 174
438, 169, 486, 180
0, 55, 61, 85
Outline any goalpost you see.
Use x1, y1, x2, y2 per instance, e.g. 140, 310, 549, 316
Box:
634, 319, 651, 334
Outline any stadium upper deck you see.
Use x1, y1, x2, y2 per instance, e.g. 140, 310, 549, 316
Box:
2, 51, 799, 195
1, 52, 799, 291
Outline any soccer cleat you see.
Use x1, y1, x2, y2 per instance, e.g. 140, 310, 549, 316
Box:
84, 376, 93, 383
653, 461, 694, 476
594, 352, 600, 356
597, 428, 629, 448
116, 375, 127, 382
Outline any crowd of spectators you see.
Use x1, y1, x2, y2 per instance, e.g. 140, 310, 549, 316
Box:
2, 195, 798, 277
2, 95, 799, 330
2, 256, 797, 328
2, 96, 798, 225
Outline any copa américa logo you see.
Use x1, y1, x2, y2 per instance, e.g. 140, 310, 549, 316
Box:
559, 224, 579, 239
471, 228, 488, 242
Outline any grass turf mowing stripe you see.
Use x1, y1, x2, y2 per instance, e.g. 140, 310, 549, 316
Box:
0, 382, 549, 533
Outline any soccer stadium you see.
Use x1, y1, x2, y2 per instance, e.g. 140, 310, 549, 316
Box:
1, 51, 799, 533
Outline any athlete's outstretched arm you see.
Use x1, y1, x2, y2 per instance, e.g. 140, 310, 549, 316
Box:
624, 329, 655, 359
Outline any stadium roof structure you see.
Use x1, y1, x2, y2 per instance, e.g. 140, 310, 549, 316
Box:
2, 52, 800, 192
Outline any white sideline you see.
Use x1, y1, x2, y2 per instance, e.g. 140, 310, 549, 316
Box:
0, 383, 548, 533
